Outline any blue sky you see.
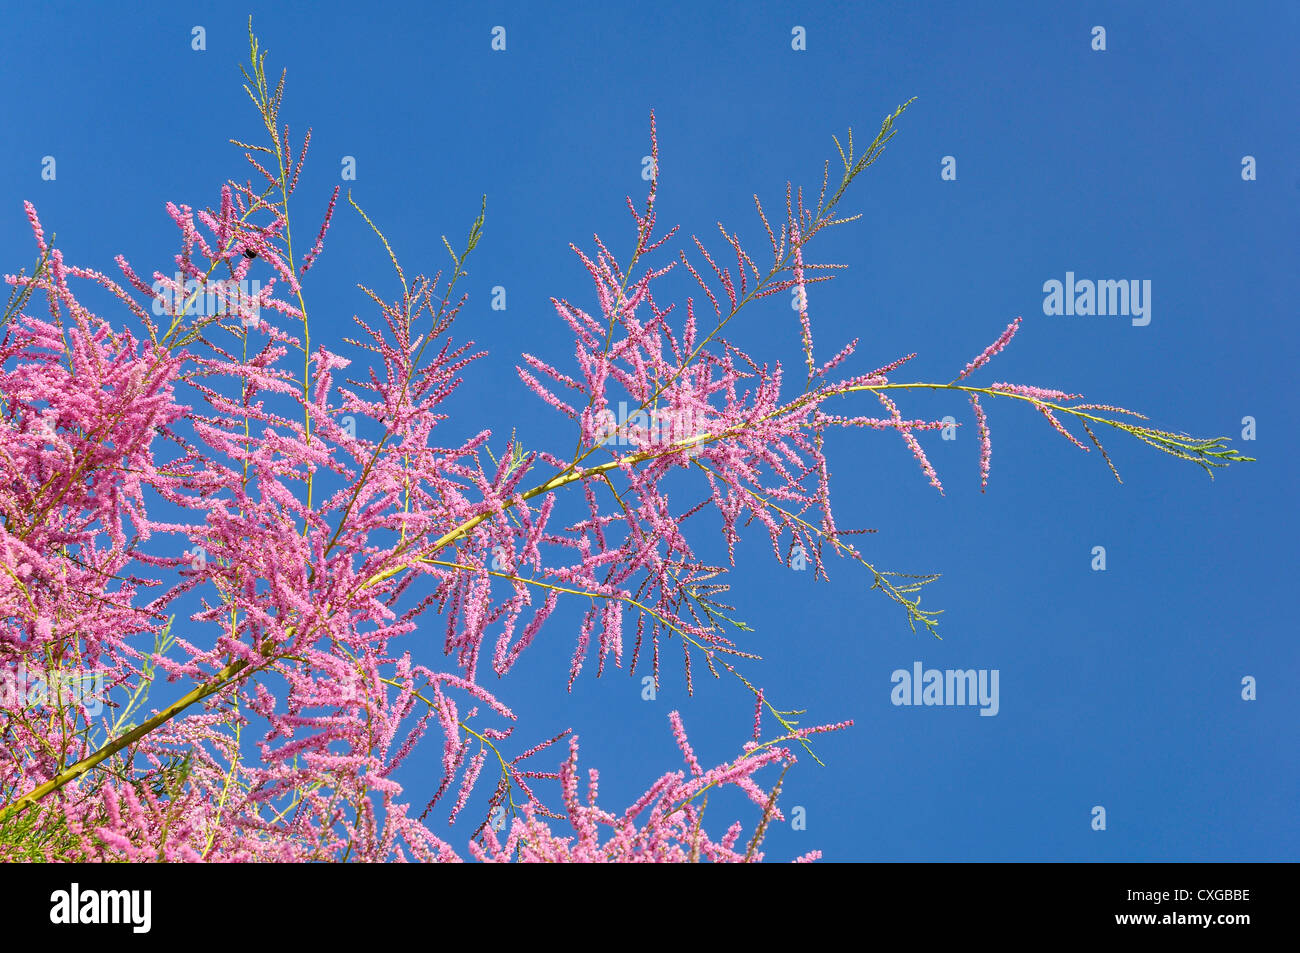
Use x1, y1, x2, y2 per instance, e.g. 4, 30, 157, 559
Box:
3, 0, 1295, 860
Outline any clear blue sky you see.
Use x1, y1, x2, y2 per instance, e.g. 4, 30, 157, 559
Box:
3, 1, 1295, 860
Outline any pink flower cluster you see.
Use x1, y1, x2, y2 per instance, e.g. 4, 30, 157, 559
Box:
0, 39, 1243, 861
0, 102, 871, 862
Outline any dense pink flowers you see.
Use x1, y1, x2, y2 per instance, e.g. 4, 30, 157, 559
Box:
0, 88, 859, 862
0, 35, 1250, 863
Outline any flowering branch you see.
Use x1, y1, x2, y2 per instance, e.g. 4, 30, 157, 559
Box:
0, 24, 1250, 862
